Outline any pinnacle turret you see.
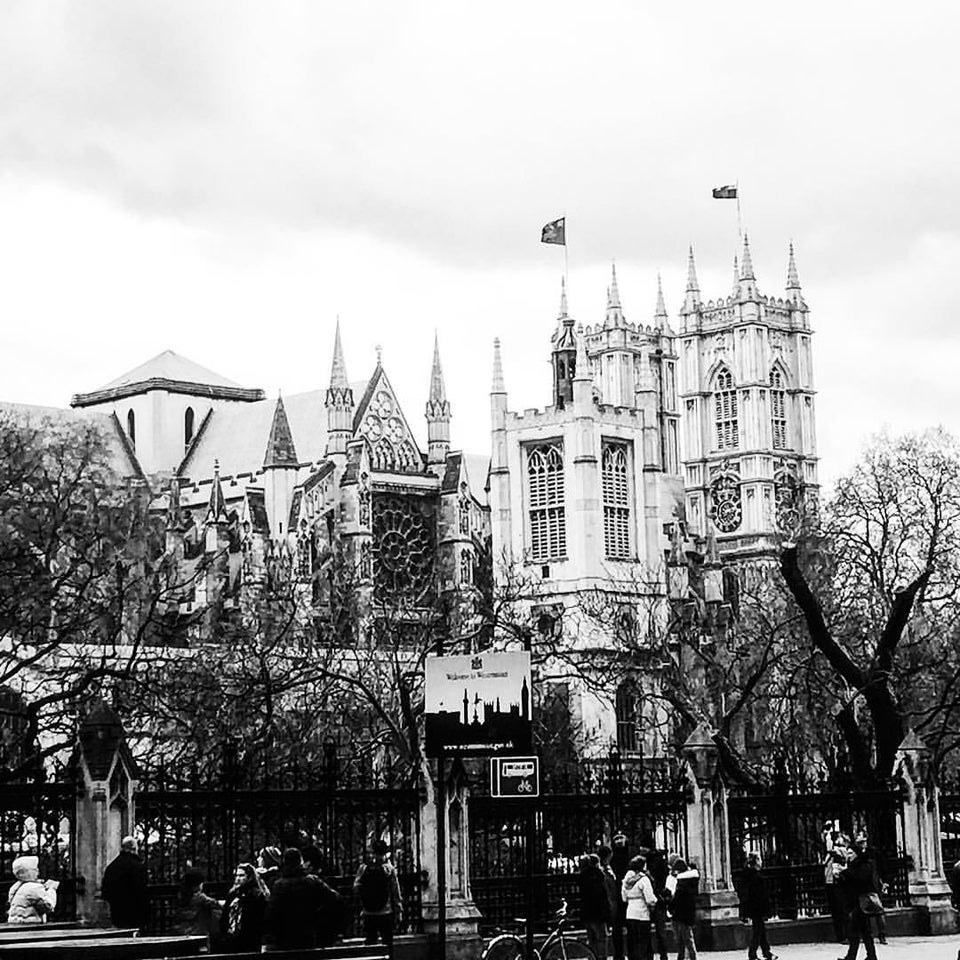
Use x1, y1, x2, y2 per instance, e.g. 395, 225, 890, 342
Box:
604, 262, 625, 328
558, 275, 569, 319
263, 394, 298, 468
206, 459, 228, 524
731, 254, 740, 294
491, 338, 506, 394
329, 317, 348, 390
786, 241, 804, 305
428, 332, 447, 406
425, 333, 451, 467
654, 273, 668, 326
740, 233, 755, 280
325, 321, 354, 457
683, 245, 701, 314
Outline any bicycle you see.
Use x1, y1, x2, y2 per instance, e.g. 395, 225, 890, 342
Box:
482, 898, 598, 960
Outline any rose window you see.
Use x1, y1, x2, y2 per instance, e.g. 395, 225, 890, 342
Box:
373, 391, 394, 418
372, 493, 436, 604
361, 414, 383, 441
710, 474, 742, 533
386, 417, 404, 444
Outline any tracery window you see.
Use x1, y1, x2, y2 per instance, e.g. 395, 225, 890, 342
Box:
710, 473, 742, 533
371, 493, 436, 604
460, 550, 473, 585
770, 367, 788, 449
714, 368, 738, 450
126, 410, 136, 446
526, 442, 566, 561
458, 484, 470, 535
601, 441, 631, 559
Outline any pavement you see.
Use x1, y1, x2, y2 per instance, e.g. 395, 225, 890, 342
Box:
698, 935, 959, 959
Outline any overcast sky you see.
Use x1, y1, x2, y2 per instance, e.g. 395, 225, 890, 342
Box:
1, 1, 958, 489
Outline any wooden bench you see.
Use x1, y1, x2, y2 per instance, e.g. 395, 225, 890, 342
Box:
0, 930, 136, 945
0, 935, 206, 959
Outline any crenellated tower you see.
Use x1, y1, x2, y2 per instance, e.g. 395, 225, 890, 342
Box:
677, 237, 818, 558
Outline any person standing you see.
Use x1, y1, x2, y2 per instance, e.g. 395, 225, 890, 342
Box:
6, 856, 58, 924
839, 837, 880, 960
737, 854, 777, 960
257, 846, 282, 892
263, 848, 329, 952
579, 854, 611, 958
645, 847, 670, 960
170, 869, 221, 945
622, 855, 658, 960
354, 839, 403, 952
664, 858, 700, 960
100, 836, 149, 932
219, 863, 267, 953
610, 833, 631, 960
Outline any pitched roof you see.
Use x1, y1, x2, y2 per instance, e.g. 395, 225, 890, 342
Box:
98, 350, 241, 391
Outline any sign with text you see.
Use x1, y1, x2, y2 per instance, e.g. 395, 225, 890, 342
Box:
424, 651, 532, 757
490, 756, 540, 797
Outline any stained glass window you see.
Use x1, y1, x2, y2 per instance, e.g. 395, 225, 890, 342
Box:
371, 493, 436, 604
527, 443, 566, 561
714, 368, 738, 450
602, 442, 631, 559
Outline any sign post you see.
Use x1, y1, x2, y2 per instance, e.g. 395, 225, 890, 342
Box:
490, 757, 540, 797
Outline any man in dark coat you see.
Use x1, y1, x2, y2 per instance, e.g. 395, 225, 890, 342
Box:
578, 854, 611, 958
839, 839, 881, 960
645, 848, 670, 960
100, 836, 149, 931
263, 848, 328, 951
737, 854, 777, 960
610, 833, 631, 960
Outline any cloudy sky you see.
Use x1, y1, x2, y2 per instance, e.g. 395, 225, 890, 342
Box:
1, 1, 957, 488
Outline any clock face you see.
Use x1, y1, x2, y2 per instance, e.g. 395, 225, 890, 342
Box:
373, 391, 393, 418
386, 417, 404, 444
362, 414, 383, 441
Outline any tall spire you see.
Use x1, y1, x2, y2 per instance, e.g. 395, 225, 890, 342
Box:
491, 338, 506, 393
558, 276, 569, 319
731, 253, 740, 294
206, 459, 228, 523
740, 233, 755, 280
786, 241, 801, 292
330, 316, 348, 389
263, 394, 299, 468
654, 272, 668, 325
604, 262, 625, 328
428, 331, 447, 405
683, 245, 701, 313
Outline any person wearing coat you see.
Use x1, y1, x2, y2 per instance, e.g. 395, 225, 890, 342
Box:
170, 869, 222, 944
610, 833, 631, 960
6, 856, 57, 924
219, 863, 267, 953
263, 848, 329, 952
578, 854, 611, 959
100, 836, 149, 931
737, 854, 777, 960
664, 858, 700, 960
622, 855, 659, 960
839, 839, 881, 960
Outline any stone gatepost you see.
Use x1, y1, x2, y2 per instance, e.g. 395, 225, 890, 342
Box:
680, 725, 741, 950
420, 761, 481, 959
74, 702, 138, 925
894, 730, 957, 934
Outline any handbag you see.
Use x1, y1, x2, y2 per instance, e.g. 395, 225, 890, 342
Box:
858, 892, 884, 915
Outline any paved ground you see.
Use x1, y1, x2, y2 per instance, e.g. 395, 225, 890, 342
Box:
700, 934, 959, 959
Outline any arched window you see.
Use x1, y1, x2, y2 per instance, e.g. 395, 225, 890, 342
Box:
770, 367, 788, 449
713, 368, 738, 450
184, 406, 195, 446
602, 442, 631, 559
615, 681, 640, 753
126, 409, 136, 446
527, 442, 566, 561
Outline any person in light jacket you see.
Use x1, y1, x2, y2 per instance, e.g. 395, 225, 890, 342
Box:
622, 855, 659, 960
664, 858, 700, 960
7, 856, 58, 924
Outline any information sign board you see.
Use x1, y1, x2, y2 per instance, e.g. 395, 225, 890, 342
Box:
490, 756, 540, 797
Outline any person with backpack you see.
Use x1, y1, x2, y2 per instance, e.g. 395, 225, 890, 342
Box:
354, 839, 402, 951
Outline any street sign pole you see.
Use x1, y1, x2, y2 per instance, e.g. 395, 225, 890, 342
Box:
436, 751, 446, 960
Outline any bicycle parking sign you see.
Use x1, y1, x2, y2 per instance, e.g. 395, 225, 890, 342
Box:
490, 756, 540, 798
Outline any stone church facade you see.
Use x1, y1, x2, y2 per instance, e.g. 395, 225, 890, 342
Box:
2, 236, 817, 753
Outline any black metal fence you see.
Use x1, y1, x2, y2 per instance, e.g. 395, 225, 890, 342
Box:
0, 775, 78, 921
729, 779, 910, 919
469, 752, 686, 932
939, 773, 960, 867
135, 747, 422, 934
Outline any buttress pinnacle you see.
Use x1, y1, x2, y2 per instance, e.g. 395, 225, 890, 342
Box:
329, 317, 349, 389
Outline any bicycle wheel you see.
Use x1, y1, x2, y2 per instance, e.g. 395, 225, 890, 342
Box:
483, 934, 528, 960
540, 937, 597, 960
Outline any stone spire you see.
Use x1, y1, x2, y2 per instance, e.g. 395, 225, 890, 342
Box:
325, 320, 355, 458
683, 245, 700, 313
425, 332, 451, 467
329, 317, 348, 390
263, 394, 298, 468
654, 273, 668, 326
604, 262, 625, 328
206, 459, 228, 524
731, 253, 739, 293
558, 275, 569, 319
740, 233, 755, 280
491, 337, 506, 394
786, 241, 804, 305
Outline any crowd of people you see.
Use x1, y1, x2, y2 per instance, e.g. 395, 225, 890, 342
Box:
95, 835, 402, 954
576, 833, 701, 960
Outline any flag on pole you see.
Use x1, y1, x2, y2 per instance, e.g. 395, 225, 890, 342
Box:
541, 217, 566, 245
712, 185, 738, 199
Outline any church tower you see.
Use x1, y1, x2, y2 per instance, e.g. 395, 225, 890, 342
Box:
677, 238, 818, 558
